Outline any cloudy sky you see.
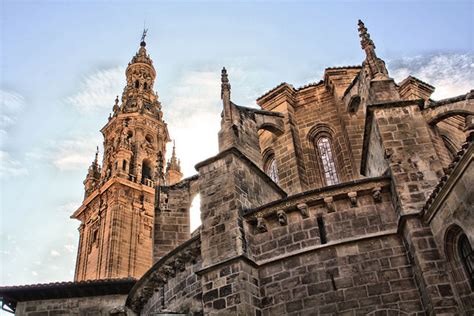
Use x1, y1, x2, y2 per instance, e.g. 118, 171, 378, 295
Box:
0, 0, 473, 293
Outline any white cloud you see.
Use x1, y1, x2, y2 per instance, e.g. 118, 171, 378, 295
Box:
50, 250, 61, 257
50, 134, 102, 171
0, 150, 28, 177
57, 202, 81, 214
0, 90, 25, 145
63, 244, 75, 253
389, 53, 474, 100
164, 66, 263, 177
66, 66, 125, 113
31, 271, 38, 276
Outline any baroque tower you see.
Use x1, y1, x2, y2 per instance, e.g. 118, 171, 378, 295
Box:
72, 35, 170, 281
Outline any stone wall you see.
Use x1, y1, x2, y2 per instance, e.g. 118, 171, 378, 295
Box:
128, 236, 202, 314
74, 180, 155, 281
258, 234, 424, 315
245, 178, 395, 263
15, 295, 133, 316
154, 176, 198, 261
141, 254, 203, 315
196, 147, 285, 315
423, 141, 474, 313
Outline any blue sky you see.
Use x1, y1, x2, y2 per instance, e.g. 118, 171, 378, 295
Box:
0, 0, 473, 295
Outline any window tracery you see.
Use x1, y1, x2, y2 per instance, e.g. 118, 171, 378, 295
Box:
316, 136, 339, 186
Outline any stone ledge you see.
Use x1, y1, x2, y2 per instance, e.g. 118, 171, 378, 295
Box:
196, 254, 258, 276
71, 176, 155, 219
242, 176, 390, 220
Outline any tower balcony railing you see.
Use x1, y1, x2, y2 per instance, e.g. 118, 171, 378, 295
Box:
143, 178, 155, 187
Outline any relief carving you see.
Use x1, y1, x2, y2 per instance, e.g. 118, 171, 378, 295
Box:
297, 203, 309, 218
348, 191, 358, 207
324, 196, 336, 213
276, 209, 287, 226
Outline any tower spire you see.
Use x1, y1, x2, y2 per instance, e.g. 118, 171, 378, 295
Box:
165, 140, 182, 185
357, 20, 388, 79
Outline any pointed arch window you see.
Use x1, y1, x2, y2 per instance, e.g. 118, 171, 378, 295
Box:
459, 234, 474, 288
316, 136, 339, 186
264, 152, 279, 184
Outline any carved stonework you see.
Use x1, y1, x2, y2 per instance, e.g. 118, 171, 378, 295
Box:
277, 209, 288, 226
297, 203, 309, 218
257, 216, 268, 233
372, 187, 382, 203
324, 196, 336, 213
348, 192, 358, 207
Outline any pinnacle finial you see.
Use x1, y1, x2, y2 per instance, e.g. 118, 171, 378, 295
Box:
94, 146, 99, 164
358, 19, 375, 50
221, 67, 231, 100
140, 28, 148, 47
115, 96, 119, 104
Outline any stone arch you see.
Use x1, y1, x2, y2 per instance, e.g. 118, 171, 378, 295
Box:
348, 95, 361, 113
258, 122, 284, 136
307, 123, 336, 142
141, 159, 153, 184
444, 224, 474, 310
424, 100, 474, 126
255, 113, 285, 136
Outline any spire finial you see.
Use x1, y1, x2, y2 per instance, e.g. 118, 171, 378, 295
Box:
94, 146, 99, 164
140, 28, 148, 47
358, 19, 375, 50
221, 67, 230, 100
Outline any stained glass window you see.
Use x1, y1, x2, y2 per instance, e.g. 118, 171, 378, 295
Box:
317, 137, 339, 186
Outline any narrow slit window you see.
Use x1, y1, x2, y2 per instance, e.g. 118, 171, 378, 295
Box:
317, 137, 340, 186
317, 216, 327, 244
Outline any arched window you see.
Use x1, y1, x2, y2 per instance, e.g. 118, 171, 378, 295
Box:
446, 225, 474, 293
141, 159, 152, 184
122, 160, 127, 171
264, 154, 279, 183
143, 82, 148, 90
135, 80, 139, 89
459, 234, 474, 288
316, 136, 339, 186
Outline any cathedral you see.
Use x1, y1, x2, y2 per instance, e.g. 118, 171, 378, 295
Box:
1, 20, 473, 315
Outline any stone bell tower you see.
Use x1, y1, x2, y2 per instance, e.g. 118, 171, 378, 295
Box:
72, 33, 170, 281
